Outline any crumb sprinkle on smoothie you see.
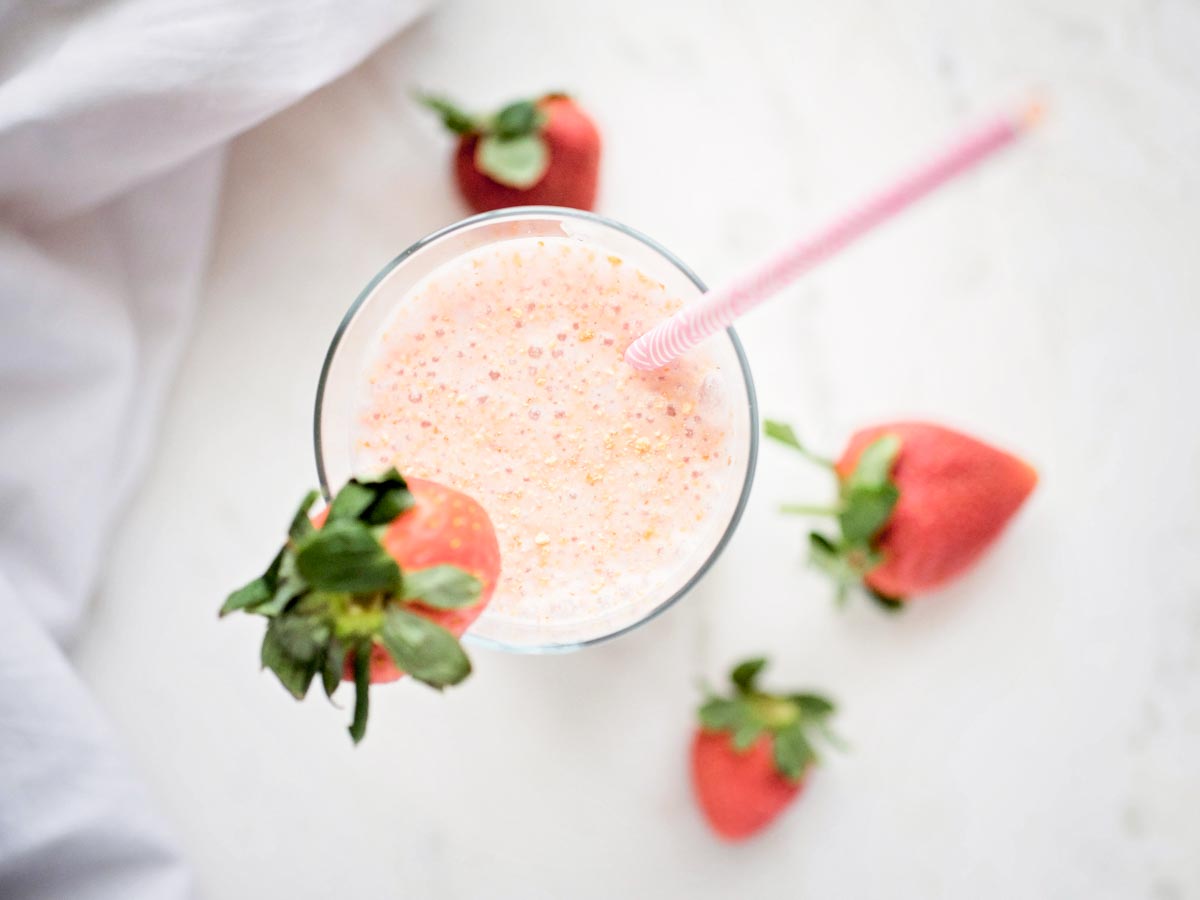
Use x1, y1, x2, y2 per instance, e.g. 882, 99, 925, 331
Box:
354, 237, 737, 629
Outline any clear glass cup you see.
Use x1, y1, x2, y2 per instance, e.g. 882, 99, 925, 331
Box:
315, 207, 758, 652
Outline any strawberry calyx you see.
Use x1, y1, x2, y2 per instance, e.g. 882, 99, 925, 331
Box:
698, 658, 840, 782
764, 419, 906, 611
418, 91, 557, 188
220, 469, 483, 744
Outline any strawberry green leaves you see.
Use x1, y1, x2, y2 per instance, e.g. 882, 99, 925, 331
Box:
418, 92, 552, 188
327, 469, 414, 525
764, 419, 835, 469
839, 488, 899, 545
788, 693, 831, 715
400, 565, 484, 609
261, 619, 319, 699
848, 434, 900, 487
763, 419, 801, 450
492, 100, 544, 138
477, 100, 550, 186
349, 645, 372, 744
220, 524, 302, 618
698, 698, 766, 751
418, 94, 547, 140
866, 588, 905, 613
698, 658, 840, 783
772, 724, 817, 781
809, 532, 883, 607
322, 639, 346, 698
766, 419, 906, 610
260, 612, 332, 699
220, 471, 485, 744
698, 696, 752, 731
221, 570, 273, 616
821, 432, 902, 605
838, 434, 900, 543
476, 134, 549, 188
731, 657, 767, 693
379, 609, 472, 689
417, 94, 478, 135
295, 521, 401, 594
288, 491, 319, 541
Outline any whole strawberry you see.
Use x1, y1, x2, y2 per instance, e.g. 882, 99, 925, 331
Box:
765, 419, 1037, 608
221, 469, 501, 743
420, 91, 601, 212
692, 658, 839, 841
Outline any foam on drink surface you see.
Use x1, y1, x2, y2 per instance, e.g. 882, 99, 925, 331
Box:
353, 237, 737, 633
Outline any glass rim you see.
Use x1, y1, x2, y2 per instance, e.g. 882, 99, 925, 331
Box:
313, 205, 759, 653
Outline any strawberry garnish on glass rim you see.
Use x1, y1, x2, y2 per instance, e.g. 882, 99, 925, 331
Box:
220, 469, 499, 744
692, 658, 841, 841
764, 419, 1038, 611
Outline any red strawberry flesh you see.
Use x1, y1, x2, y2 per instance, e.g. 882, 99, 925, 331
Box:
691, 731, 805, 841
837, 422, 1037, 597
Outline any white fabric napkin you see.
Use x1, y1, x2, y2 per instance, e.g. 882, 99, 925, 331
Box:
0, 2, 430, 896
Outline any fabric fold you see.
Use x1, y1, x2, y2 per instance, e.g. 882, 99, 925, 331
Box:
0, 2, 432, 897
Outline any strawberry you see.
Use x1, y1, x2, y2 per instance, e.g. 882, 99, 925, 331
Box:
764, 419, 1037, 608
692, 658, 839, 841
221, 469, 501, 743
331, 477, 501, 684
420, 92, 601, 213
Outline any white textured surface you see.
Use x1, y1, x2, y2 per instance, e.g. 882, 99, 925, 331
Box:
75, 0, 1200, 897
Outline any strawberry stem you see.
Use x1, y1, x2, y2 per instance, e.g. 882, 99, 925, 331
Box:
798, 449, 836, 470
416, 93, 479, 135
770, 422, 908, 613
748, 695, 800, 729
349, 644, 371, 744
763, 419, 836, 469
780, 503, 841, 516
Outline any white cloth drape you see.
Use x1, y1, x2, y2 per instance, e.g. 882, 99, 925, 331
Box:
0, 2, 430, 896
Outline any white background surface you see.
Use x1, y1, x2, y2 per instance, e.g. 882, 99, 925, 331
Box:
74, 0, 1200, 897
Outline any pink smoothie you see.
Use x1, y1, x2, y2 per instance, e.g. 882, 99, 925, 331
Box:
353, 236, 739, 635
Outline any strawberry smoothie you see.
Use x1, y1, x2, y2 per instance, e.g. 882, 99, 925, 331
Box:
318, 212, 756, 649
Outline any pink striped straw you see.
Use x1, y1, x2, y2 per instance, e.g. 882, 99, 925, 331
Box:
624, 101, 1044, 371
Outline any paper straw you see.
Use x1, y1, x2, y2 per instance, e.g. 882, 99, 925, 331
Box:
624, 101, 1044, 371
